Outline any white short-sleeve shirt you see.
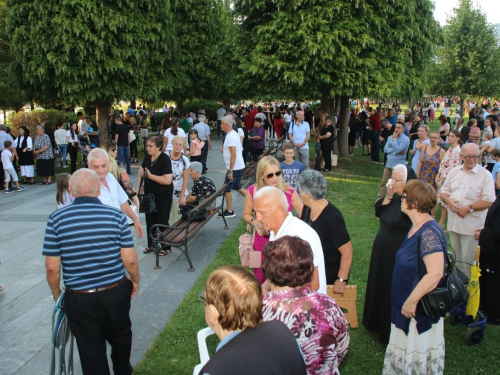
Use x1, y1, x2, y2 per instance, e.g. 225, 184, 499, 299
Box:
223, 130, 245, 170
270, 213, 327, 295
98, 173, 129, 209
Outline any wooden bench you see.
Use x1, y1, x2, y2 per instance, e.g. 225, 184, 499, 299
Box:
149, 184, 228, 272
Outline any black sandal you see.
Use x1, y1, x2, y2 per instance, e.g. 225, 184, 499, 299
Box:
159, 249, 171, 256
143, 248, 153, 254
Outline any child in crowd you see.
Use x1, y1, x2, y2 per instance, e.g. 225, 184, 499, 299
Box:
491, 150, 500, 196
55, 173, 74, 209
480, 133, 492, 167
185, 129, 204, 163
280, 143, 304, 193
2, 141, 25, 193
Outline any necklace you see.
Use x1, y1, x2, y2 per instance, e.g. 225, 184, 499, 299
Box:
150, 154, 160, 167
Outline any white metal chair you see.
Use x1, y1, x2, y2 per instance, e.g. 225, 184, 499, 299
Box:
193, 327, 215, 375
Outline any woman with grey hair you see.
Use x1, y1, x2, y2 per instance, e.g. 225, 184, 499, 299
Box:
33, 125, 55, 184
362, 164, 417, 344
296, 170, 352, 291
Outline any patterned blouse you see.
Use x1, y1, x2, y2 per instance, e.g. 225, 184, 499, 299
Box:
436, 144, 462, 206
34, 133, 54, 159
263, 286, 350, 375
192, 176, 216, 203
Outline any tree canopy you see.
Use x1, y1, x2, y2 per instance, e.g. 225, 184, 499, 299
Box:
429, 0, 500, 100
7, 0, 176, 136
234, 0, 440, 154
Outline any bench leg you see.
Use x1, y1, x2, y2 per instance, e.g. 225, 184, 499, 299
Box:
221, 194, 229, 230
152, 242, 162, 270
182, 240, 196, 272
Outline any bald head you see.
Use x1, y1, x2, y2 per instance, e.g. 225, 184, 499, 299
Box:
69, 169, 100, 198
461, 143, 479, 155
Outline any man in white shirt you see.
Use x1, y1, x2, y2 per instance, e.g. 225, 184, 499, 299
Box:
216, 104, 226, 137
218, 115, 247, 218
441, 102, 452, 124
87, 148, 143, 238
440, 144, 495, 277
253, 186, 327, 294
289, 110, 311, 169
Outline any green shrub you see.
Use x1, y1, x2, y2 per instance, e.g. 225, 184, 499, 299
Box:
184, 99, 221, 121
11, 110, 67, 136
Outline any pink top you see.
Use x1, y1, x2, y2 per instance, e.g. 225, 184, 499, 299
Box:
469, 126, 481, 145
189, 139, 204, 156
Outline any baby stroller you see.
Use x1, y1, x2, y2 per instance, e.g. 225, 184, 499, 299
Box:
50, 291, 74, 375
448, 246, 487, 345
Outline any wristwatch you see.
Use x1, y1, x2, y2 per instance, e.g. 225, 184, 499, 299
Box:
228, 170, 233, 173
469, 205, 474, 213
337, 277, 348, 283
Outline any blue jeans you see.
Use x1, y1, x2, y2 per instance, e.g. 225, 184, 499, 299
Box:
118, 145, 131, 173
58, 144, 67, 165
370, 130, 380, 162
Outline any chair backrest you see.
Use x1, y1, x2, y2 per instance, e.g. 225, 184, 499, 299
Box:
193, 326, 215, 375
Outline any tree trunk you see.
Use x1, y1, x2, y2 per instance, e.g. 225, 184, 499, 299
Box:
409, 98, 415, 112
96, 101, 112, 143
176, 99, 184, 114
320, 90, 335, 116
337, 95, 350, 157
30, 101, 35, 110
460, 97, 464, 120
335, 96, 341, 115
130, 99, 136, 110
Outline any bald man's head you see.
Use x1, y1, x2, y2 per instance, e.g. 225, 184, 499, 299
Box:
69, 169, 100, 198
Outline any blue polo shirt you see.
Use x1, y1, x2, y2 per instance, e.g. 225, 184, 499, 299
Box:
290, 121, 310, 150
42, 196, 134, 290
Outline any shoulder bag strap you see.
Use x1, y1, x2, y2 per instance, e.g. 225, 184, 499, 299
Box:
417, 223, 451, 280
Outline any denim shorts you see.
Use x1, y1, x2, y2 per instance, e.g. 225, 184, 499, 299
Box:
224, 169, 243, 192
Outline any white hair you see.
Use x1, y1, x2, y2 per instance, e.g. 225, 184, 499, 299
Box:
70, 169, 99, 197
221, 115, 233, 126
88, 148, 109, 164
253, 186, 288, 211
198, 114, 206, 122
392, 164, 407, 182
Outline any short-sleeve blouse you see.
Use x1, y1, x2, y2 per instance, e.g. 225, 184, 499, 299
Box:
391, 221, 446, 335
437, 144, 462, 182
34, 134, 54, 159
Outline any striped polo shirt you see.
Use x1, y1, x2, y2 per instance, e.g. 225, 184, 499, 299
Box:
42, 196, 135, 290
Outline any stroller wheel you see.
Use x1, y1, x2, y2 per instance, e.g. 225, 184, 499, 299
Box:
465, 326, 483, 346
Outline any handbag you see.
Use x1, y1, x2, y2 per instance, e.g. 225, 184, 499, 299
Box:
417, 226, 469, 319
179, 204, 209, 222
138, 169, 157, 214
239, 229, 261, 268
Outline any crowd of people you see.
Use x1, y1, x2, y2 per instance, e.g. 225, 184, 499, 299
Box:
1, 96, 499, 374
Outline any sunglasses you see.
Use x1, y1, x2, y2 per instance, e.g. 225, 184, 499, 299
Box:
265, 171, 282, 179
199, 292, 206, 304
111, 148, 117, 152
401, 195, 407, 201
109, 140, 116, 145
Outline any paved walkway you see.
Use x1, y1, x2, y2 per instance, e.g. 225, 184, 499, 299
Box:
0, 137, 247, 374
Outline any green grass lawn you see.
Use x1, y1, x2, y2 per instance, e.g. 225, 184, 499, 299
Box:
133, 121, 498, 375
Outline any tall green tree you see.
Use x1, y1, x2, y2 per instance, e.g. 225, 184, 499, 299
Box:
163, 0, 230, 113
429, 0, 500, 109
8, 0, 176, 139
234, 0, 439, 155
0, 0, 25, 114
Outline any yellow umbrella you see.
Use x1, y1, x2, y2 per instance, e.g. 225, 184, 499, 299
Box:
466, 246, 481, 319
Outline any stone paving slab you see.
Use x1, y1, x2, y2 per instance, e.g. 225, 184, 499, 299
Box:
0, 137, 247, 375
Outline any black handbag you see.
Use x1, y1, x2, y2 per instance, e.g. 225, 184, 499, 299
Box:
179, 204, 209, 221
417, 226, 469, 319
138, 169, 157, 214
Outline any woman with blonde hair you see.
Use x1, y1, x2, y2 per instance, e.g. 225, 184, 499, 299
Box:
242, 156, 303, 283
101, 140, 139, 216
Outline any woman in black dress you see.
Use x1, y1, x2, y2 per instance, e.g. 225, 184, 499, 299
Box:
318, 116, 336, 172
476, 195, 500, 324
362, 164, 417, 344
13, 126, 35, 184
139, 136, 173, 254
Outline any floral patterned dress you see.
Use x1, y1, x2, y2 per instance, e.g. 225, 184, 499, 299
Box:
419, 148, 441, 189
263, 286, 350, 375
436, 145, 462, 206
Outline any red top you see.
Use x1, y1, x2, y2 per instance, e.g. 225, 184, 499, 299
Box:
370, 113, 381, 132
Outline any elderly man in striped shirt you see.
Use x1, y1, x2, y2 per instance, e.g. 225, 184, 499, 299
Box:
43, 168, 140, 375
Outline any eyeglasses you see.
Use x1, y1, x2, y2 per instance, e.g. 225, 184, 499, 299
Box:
265, 171, 282, 179
462, 154, 479, 159
401, 195, 407, 201
199, 292, 206, 304
146, 144, 156, 148
393, 179, 404, 182
429, 136, 440, 139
